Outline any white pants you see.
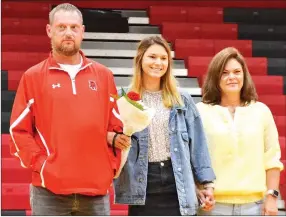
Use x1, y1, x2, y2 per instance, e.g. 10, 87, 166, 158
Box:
198, 200, 263, 216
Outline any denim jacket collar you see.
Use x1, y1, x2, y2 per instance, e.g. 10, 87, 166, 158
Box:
173, 104, 187, 111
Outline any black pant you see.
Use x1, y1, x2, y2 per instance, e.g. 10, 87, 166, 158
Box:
129, 160, 181, 216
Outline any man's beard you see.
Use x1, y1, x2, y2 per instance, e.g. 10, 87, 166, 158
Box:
51, 40, 80, 56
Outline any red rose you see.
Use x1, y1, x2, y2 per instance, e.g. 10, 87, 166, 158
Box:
127, 91, 141, 101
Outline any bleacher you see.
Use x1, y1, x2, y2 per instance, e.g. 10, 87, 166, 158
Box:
1, 0, 286, 215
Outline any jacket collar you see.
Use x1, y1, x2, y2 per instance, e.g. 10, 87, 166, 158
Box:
48, 50, 92, 70
173, 104, 187, 111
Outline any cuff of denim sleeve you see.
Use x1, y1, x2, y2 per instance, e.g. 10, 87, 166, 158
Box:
32, 155, 47, 173
195, 168, 216, 184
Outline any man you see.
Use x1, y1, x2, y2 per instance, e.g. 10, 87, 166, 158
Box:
9, 3, 130, 215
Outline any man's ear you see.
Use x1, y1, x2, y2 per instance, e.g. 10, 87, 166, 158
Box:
82, 25, 85, 33
46, 24, 52, 38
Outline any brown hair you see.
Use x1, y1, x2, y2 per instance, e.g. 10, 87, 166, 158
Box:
130, 36, 183, 108
202, 47, 257, 105
49, 3, 83, 25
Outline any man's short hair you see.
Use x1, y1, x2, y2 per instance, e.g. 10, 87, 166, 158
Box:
49, 3, 83, 24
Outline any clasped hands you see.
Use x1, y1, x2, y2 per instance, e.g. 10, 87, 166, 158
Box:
196, 186, 215, 211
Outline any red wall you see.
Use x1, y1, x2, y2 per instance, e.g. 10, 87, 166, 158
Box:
2, 0, 286, 9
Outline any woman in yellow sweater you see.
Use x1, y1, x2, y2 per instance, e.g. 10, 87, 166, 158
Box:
196, 47, 284, 215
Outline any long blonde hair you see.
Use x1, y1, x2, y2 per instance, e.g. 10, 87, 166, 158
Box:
130, 36, 183, 108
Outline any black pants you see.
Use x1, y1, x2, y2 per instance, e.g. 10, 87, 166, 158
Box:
128, 160, 181, 216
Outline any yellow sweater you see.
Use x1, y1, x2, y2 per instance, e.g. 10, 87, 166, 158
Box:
196, 101, 283, 204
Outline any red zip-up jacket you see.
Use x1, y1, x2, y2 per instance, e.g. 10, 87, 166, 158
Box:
9, 51, 122, 195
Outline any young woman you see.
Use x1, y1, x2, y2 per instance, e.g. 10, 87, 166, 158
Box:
196, 47, 284, 215
113, 36, 216, 216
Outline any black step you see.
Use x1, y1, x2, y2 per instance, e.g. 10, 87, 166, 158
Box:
2, 70, 8, 90
1, 210, 26, 216
113, 10, 148, 18
2, 91, 16, 112
268, 58, 286, 76
2, 112, 10, 134
81, 9, 129, 33
252, 41, 286, 58
238, 24, 286, 41
224, 8, 286, 25
129, 26, 160, 34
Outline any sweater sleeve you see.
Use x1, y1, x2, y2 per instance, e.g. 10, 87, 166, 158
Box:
263, 105, 284, 171
9, 72, 47, 173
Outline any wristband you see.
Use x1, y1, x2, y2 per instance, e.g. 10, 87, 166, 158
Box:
112, 133, 120, 157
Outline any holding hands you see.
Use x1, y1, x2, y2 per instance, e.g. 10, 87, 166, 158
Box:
196, 185, 215, 211
262, 195, 278, 216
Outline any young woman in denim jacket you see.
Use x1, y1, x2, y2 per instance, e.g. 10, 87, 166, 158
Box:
113, 36, 216, 216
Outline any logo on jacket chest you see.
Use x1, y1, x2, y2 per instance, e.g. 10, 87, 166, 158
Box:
89, 80, 97, 91
52, 83, 61, 89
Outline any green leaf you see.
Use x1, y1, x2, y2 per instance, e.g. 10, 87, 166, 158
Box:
123, 95, 144, 111
121, 87, 127, 96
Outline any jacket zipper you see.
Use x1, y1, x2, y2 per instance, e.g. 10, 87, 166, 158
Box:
49, 62, 92, 96
71, 77, 76, 95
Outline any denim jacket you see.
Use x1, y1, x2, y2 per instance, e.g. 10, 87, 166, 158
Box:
113, 91, 216, 216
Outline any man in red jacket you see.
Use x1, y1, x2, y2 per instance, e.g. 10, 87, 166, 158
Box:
9, 3, 130, 215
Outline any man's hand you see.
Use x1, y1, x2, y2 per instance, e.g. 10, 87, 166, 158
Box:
263, 195, 278, 215
107, 132, 131, 150
196, 187, 215, 211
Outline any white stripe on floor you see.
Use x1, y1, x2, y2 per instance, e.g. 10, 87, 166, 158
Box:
82, 49, 175, 58
84, 32, 161, 40
108, 67, 188, 77
128, 17, 149, 24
